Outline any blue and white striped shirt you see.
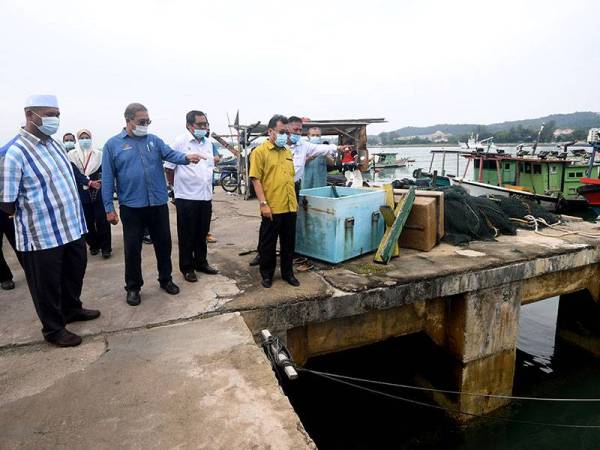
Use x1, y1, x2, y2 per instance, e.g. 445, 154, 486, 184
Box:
0, 128, 87, 252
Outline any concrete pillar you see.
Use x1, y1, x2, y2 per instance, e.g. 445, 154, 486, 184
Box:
557, 290, 600, 356
426, 282, 522, 422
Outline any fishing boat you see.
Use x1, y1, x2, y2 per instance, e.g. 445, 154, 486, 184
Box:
458, 134, 495, 152
370, 152, 414, 169
451, 146, 598, 211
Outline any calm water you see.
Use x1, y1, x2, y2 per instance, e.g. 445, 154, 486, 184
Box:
286, 146, 600, 449
284, 296, 600, 449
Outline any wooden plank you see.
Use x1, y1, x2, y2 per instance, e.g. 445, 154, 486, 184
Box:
374, 187, 416, 264
383, 184, 399, 257
380, 206, 396, 227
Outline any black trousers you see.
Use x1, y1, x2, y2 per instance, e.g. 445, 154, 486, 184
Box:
0, 211, 18, 282
175, 199, 212, 274
20, 238, 86, 338
82, 197, 112, 252
258, 212, 296, 280
120, 204, 172, 292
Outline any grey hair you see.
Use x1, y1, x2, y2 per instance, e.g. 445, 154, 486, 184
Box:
124, 103, 148, 121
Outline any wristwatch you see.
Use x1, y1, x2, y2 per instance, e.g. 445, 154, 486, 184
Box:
260, 201, 268, 206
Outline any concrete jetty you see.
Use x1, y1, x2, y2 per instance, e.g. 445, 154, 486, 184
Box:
3, 190, 600, 446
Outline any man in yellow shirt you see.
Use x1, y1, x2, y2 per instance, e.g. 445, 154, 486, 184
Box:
249, 115, 299, 288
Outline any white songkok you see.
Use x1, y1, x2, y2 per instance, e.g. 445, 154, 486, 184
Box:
24, 95, 59, 109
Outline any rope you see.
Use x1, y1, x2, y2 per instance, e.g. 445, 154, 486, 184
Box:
260, 333, 600, 428
301, 369, 600, 429
299, 368, 600, 402
512, 215, 600, 238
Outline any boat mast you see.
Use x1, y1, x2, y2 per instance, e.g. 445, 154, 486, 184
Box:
531, 123, 545, 156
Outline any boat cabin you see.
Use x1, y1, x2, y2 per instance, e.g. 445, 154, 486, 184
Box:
466, 153, 599, 200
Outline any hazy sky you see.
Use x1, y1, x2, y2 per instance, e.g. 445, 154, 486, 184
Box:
1, 0, 598, 145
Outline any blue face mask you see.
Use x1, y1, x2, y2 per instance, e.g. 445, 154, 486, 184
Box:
193, 129, 207, 140
79, 138, 92, 150
33, 112, 60, 136
64, 141, 75, 150
309, 136, 322, 144
289, 133, 302, 145
275, 133, 288, 148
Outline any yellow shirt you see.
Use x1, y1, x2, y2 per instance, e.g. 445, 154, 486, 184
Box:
249, 140, 298, 214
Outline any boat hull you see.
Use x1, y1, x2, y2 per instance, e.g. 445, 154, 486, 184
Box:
577, 180, 600, 212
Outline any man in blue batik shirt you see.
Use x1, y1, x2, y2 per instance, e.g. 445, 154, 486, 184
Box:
102, 103, 203, 306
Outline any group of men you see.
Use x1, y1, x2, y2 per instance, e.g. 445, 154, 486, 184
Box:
0, 96, 218, 347
0, 95, 349, 348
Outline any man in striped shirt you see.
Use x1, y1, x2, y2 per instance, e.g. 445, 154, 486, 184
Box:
0, 95, 100, 347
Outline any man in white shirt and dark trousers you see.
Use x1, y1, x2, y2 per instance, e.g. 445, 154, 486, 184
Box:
165, 111, 219, 282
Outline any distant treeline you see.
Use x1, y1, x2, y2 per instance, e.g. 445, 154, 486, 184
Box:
369, 111, 600, 146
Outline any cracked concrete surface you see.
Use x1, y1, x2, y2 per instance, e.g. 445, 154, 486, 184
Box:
0, 314, 314, 450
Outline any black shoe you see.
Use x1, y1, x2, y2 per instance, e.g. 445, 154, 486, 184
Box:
65, 308, 101, 324
102, 250, 112, 259
45, 329, 82, 347
142, 235, 153, 245
1, 280, 15, 290
283, 276, 300, 287
261, 278, 272, 288
126, 290, 141, 306
160, 280, 180, 295
90, 248, 99, 256
184, 271, 198, 282
197, 264, 219, 275
249, 254, 260, 266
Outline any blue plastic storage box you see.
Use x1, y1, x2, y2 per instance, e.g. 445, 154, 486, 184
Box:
295, 186, 386, 263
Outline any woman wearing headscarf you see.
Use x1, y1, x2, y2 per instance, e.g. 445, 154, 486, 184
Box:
68, 129, 112, 258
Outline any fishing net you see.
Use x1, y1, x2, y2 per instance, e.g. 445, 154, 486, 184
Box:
494, 196, 559, 225
442, 186, 500, 245
441, 186, 563, 244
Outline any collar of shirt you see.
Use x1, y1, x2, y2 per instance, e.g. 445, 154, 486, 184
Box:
19, 127, 62, 149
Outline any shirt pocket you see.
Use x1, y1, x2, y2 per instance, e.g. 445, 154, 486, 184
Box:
284, 157, 294, 177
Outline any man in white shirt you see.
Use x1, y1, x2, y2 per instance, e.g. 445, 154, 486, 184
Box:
165, 110, 219, 283
287, 116, 347, 191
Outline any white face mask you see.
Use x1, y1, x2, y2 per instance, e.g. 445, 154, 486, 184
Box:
133, 125, 148, 137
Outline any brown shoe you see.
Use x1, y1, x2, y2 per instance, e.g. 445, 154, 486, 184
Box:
206, 234, 217, 243
45, 329, 82, 347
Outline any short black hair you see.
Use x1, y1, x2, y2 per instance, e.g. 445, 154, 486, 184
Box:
288, 116, 303, 124
268, 114, 288, 129
186, 110, 207, 126
124, 103, 147, 121
63, 132, 75, 141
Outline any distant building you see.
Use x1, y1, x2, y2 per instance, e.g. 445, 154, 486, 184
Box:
553, 128, 574, 137
395, 130, 450, 143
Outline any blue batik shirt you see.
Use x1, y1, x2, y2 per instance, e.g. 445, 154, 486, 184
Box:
102, 129, 189, 212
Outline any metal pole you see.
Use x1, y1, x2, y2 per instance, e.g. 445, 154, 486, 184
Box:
587, 144, 598, 178
441, 151, 446, 176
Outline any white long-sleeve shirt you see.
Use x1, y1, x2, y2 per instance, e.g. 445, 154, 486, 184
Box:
291, 141, 337, 182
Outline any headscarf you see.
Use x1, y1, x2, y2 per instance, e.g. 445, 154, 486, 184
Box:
68, 128, 102, 176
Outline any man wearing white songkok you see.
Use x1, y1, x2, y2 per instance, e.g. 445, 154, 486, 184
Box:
0, 95, 100, 347
68, 129, 112, 258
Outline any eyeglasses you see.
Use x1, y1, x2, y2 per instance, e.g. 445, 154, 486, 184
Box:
276, 130, 289, 135
136, 119, 152, 126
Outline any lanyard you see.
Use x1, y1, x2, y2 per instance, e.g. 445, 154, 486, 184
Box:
82, 151, 94, 174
